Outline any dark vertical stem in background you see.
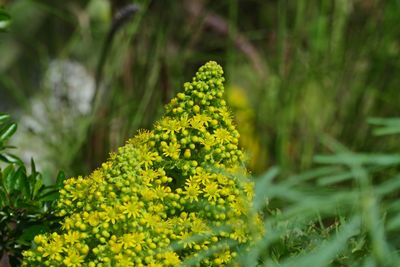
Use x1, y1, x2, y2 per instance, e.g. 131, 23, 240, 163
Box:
160, 58, 170, 104
93, 4, 140, 111
87, 4, 140, 171
226, 0, 238, 81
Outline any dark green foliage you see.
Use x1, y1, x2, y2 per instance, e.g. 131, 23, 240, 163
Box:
0, 114, 63, 266
2, 1, 399, 176
0, 9, 11, 32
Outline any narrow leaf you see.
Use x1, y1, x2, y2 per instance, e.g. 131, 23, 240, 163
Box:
0, 10, 11, 31
0, 123, 17, 142
1, 153, 23, 164
39, 190, 59, 202
32, 176, 43, 199
0, 114, 10, 123
56, 170, 66, 188
13, 166, 27, 192
3, 164, 15, 192
18, 224, 50, 243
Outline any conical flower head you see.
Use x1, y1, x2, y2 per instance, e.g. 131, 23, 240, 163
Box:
152, 61, 243, 178
23, 61, 258, 267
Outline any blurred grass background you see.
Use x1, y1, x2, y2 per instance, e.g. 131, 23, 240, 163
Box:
1, 0, 399, 179
1, 1, 400, 266
0, 0, 400, 180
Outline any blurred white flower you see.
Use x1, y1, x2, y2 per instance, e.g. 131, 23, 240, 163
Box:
12, 59, 95, 180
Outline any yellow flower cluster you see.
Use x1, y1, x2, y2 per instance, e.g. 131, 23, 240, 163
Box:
23, 61, 260, 266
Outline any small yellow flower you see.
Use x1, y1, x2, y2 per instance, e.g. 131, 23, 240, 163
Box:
117, 256, 136, 267
191, 217, 209, 233
214, 128, 233, 143
109, 240, 122, 254
159, 117, 182, 135
64, 231, 81, 244
184, 183, 201, 202
203, 182, 220, 202
154, 185, 169, 199
201, 133, 218, 147
162, 142, 181, 159
190, 114, 211, 130
42, 235, 63, 260
179, 114, 190, 128
141, 169, 161, 185
63, 250, 84, 267
139, 145, 159, 169
87, 211, 100, 227
164, 251, 181, 265
119, 232, 145, 249
121, 201, 142, 218
141, 212, 161, 229
178, 231, 196, 248
129, 129, 153, 145
140, 187, 156, 201
102, 206, 119, 224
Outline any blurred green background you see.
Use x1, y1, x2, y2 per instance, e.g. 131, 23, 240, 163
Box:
0, 0, 399, 181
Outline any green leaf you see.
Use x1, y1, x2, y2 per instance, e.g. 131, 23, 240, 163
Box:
39, 190, 59, 202
0, 10, 11, 31
368, 117, 400, 136
17, 224, 50, 243
31, 158, 37, 175
0, 188, 7, 207
253, 167, 279, 211
314, 153, 400, 166
0, 154, 10, 163
2, 164, 16, 192
317, 171, 354, 186
32, 176, 43, 199
368, 117, 400, 126
56, 170, 66, 188
13, 166, 27, 192
28, 159, 43, 199
0, 153, 23, 164
20, 175, 30, 200
0, 114, 10, 124
0, 122, 17, 142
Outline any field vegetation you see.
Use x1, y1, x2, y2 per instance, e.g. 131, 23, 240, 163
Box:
0, 1, 399, 266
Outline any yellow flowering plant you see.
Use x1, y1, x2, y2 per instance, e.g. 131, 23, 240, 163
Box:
23, 61, 260, 266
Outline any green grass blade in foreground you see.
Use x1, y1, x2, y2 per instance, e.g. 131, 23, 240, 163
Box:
361, 188, 398, 265
267, 217, 360, 267
316, 166, 385, 186
387, 213, 400, 231
368, 117, 400, 136
285, 166, 343, 185
314, 153, 400, 166
375, 174, 400, 196
253, 167, 279, 211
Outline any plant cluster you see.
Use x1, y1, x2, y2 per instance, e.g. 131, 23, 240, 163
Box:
22, 61, 261, 266
0, 114, 63, 266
